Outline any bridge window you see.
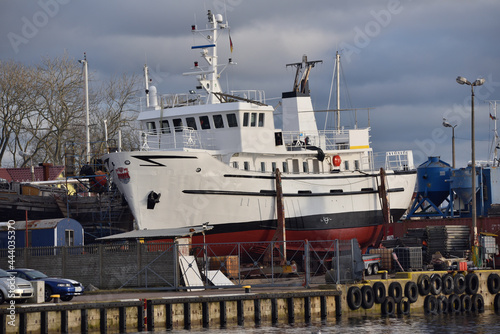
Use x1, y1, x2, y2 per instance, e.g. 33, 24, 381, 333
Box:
303, 161, 309, 173
213, 114, 224, 128
243, 112, 249, 126
344, 161, 350, 170
186, 117, 197, 130
232, 161, 239, 169
244, 161, 250, 170
250, 113, 257, 127
173, 118, 183, 132
282, 161, 289, 173
161, 120, 171, 134
261, 162, 266, 172
354, 160, 360, 170
146, 122, 157, 134
272, 162, 276, 172
258, 113, 265, 127
199, 116, 210, 130
227, 113, 238, 127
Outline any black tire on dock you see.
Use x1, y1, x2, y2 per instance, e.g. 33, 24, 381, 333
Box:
454, 273, 466, 294
417, 274, 431, 296
460, 294, 472, 312
471, 294, 484, 313
441, 273, 454, 295
494, 294, 500, 312
437, 295, 448, 314
397, 297, 410, 315
388, 282, 403, 303
424, 295, 437, 315
347, 286, 362, 310
487, 273, 500, 294
361, 285, 375, 309
465, 273, 479, 295
430, 274, 443, 295
448, 294, 461, 314
373, 282, 386, 304
404, 281, 418, 303
381, 296, 395, 316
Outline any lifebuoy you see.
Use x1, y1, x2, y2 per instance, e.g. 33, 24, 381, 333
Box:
487, 273, 500, 294
397, 297, 410, 315
454, 273, 466, 294
441, 274, 454, 295
471, 294, 484, 313
347, 286, 362, 310
448, 294, 461, 314
388, 282, 403, 303
461, 294, 472, 312
361, 285, 375, 309
404, 281, 418, 303
333, 155, 341, 167
437, 295, 448, 314
381, 296, 395, 316
465, 273, 479, 295
373, 282, 386, 304
417, 274, 431, 296
430, 274, 443, 295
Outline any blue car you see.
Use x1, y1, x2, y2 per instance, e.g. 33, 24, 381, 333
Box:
8, 269, 84, 302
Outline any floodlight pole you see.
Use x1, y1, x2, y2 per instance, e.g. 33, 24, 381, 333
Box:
456, 76, 485, 250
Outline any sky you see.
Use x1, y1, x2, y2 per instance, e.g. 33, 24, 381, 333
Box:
2, 0, 500, 168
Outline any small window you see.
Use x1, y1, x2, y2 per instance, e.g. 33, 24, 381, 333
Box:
146, 122, 157, 134
272, 162, 277, 172
186, 117, 197, 130
232, 161, 239, 169
65, 230, 74, 246
292, 159, 300, 174
243, 112, 249, 127
199, 116, 210, 130
161, 120, 171, 134
258, 113, 265, 127
250, 112, 257, 126
173, 118, 183, 132
354, 160, 360, 170
282, 162, 289, 173
227, 113, 238, 127
303, 161, 309, 173
250, 113, 257, 127
213, 114, 224, 128
313, 160, 320, 174
344, 160, 350, 170
244, 161, 250, 170
261, 162, 266, 172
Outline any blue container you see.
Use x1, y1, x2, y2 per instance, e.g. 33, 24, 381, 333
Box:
416, 156, 451, 207
451, 167, 477, 204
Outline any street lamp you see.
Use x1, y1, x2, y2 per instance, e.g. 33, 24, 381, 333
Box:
442, 119, 457, 168
456, 76, 485, 250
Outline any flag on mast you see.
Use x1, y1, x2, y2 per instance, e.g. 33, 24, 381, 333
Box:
490, 113, 497, 120
229, 31, 233, 53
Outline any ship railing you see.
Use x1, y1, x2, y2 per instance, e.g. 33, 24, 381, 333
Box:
229, 90, 266, 104
139, 93, 206, 111
281, 130, 350, 151
141, 127, 216, 151
373, 150, 414, 171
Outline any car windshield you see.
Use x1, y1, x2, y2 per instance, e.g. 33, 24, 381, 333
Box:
25, 270, 48, 280
0, 269, 11, 277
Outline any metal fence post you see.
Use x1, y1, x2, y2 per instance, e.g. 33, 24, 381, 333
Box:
174, 241, 179, 291
304, 240, 310, 288
335, 240, 340, 284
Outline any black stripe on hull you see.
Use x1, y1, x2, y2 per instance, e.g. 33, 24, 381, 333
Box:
183, 187, 405, 197
204, 209, 406, 235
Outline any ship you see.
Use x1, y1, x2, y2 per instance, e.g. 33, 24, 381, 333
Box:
102, 10, 417, 249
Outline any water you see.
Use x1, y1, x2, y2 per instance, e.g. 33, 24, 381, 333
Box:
148, 311, 500, 333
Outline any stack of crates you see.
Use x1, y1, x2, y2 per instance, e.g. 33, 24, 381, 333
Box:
393, 247, 423, 272
369, 248, 393, 271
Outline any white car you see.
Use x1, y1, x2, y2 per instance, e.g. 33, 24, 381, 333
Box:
0, 269, 34, 303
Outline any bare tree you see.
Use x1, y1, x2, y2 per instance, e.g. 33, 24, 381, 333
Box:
0, 60, 35, 167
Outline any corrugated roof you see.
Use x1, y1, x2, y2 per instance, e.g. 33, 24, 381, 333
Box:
0, 218, 81, 231
97, 226, 213, 240
0, 166, 65, 182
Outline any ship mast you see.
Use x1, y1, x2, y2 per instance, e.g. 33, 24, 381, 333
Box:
487, 100, 500, 166
184, 10, 231, 104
